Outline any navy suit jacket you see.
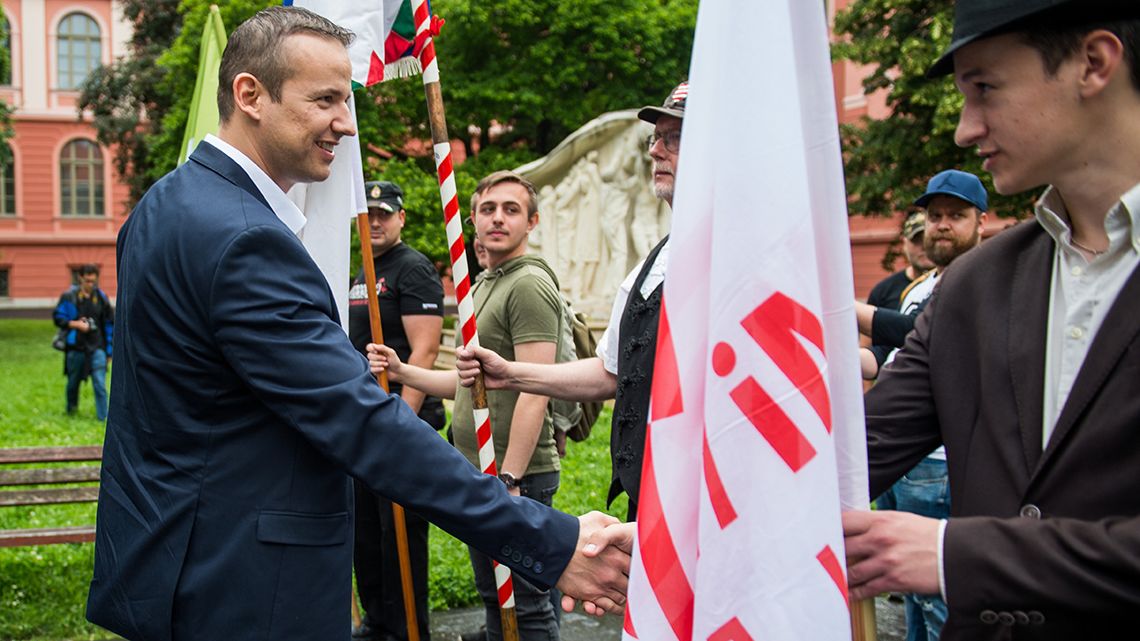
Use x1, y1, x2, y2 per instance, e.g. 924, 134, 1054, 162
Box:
87, 142, 578, 641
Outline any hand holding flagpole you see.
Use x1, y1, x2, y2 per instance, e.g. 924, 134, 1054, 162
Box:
406, 2, 521, 639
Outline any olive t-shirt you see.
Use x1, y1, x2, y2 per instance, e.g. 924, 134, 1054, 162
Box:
451, 255, 563, 475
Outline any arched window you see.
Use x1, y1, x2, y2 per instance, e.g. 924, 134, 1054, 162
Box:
0, 143, 14, 216
57, 12, 101, 90
60, 139, 104, 217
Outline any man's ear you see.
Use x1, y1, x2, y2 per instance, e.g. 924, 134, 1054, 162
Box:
232, 73, 265, 122
528, 211, 540, 232
1077, 29, 1125, 99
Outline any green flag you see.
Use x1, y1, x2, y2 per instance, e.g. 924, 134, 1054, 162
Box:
179, 5, 227, 165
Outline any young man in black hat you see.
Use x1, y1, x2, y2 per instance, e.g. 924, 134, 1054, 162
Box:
452, 82, 688, 522
348, 180, 445, 641
844, 2, 1140, 639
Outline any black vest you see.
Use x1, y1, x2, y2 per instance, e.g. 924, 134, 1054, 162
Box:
608, 235, 669, 518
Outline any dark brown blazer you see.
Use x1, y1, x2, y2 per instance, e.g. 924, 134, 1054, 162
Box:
865, 219, 1140, 640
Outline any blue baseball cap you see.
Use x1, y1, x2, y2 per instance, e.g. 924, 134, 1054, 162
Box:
914, 169, 988, 212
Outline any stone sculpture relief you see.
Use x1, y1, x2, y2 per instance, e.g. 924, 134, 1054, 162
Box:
515, 111, 671, 319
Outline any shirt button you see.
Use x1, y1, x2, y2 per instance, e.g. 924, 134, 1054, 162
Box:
1070, 265, 1082, 276
1069, 326, 1084, 339
1020, 504, 1042, 519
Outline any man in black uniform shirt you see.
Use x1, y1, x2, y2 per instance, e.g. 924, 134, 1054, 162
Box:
349, 180, 445, 641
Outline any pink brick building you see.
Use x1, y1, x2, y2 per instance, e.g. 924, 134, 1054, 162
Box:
0, 0, 129, 310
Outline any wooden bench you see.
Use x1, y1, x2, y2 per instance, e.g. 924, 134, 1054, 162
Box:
0, 445, 102, 547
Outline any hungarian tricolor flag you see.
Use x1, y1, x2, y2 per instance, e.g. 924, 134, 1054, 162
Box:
284, 0, 431, 85
623, 1, 869, 639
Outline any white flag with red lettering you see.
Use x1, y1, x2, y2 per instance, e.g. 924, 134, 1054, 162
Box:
623, 1, 868, 639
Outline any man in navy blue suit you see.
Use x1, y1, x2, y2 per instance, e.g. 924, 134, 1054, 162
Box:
86, 7, 627, 640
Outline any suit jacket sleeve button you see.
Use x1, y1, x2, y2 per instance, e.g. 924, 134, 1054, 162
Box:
997, 612, 1015, 626
1013, 611, 1029, 625
1028, 611, 1045, 625
979, 610, 999, 624
1019, 504, 1041, 519
501, 545, 512, 556
533, 561, 543, 574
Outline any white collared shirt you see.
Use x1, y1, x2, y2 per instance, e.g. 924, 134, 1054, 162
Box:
202, 134, 307, 236
596, 238, 670, 374
1037, 183, 1140, 448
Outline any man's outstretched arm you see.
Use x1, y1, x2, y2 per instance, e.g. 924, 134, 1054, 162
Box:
457, 346, 617, 402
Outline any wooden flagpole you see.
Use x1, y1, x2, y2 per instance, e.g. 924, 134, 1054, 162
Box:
355, 214, 422, 641
851, 596, 878, 641
405, 2, 521, 639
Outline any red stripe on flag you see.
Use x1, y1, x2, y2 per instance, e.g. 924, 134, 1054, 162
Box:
637, 428, 694, 640
730, 377, 817, 471
708, 617, 754, 641
623, 607, 638, 639
367, 51, 384, 86
497, 571, 514, 604
740, 292, 832, 432
816, 545, 849, 605
702, 429, 737, 529
650, 299, 684, 421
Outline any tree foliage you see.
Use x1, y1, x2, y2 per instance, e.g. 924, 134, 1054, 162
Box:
81, 0, 696, 266
832, 0, 1034, 221
0, 8, 15, 165
77, 0, 183, 210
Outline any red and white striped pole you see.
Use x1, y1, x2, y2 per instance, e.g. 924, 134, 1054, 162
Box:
409, 2, 521, 639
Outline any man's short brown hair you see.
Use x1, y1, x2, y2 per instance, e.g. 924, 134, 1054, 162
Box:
217, 6, 354, 122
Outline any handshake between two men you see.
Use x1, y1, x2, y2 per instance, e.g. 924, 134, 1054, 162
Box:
367, 341, 639, 616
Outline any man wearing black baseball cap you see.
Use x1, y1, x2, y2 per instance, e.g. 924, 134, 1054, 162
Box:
454, 82, 688, 522
845, 2, 1140, 639
348, 180, 445, 641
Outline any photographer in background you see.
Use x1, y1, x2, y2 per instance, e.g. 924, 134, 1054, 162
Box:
53, 264, 113, 421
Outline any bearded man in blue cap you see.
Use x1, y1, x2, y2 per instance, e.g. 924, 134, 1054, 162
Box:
843, 1, 1140, 639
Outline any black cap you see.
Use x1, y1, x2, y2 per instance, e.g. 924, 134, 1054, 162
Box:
638, 82, 688, 124
365, 181, 404, 213
929, 0, 1140, 77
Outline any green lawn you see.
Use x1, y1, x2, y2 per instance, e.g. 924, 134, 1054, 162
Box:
0, 318, 625, 640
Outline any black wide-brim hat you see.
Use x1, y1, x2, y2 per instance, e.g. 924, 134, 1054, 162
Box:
929, 0, 1140, 77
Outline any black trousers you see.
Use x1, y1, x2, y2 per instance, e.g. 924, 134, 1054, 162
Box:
353, 403, 445, 641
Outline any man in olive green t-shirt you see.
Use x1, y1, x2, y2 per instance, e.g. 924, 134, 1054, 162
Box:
376, 170, 565, 641
454, 170, 563, 641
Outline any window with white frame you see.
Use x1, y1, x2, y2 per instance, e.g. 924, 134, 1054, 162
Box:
60, 139, 104, 217
57, 12, 101, 90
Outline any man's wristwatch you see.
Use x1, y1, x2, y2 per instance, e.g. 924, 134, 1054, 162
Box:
498, 472, 520, 490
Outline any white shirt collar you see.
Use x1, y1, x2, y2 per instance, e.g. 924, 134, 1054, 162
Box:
1035, 182, 1140, 255
202, 134, 307, 236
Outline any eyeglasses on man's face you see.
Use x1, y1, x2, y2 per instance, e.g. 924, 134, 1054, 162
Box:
645, 130, 682, 153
